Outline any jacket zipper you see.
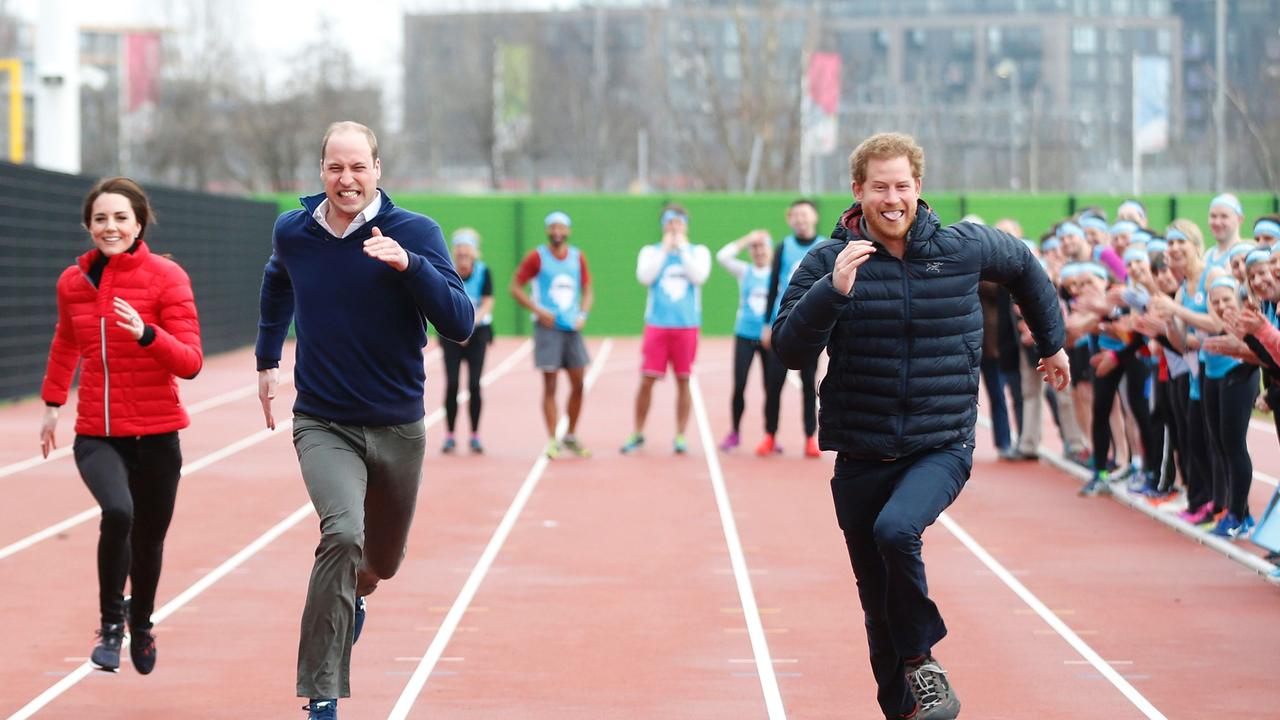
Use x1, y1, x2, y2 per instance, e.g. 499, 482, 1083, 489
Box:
100, 316, 110, 436
897, 260, 910, 457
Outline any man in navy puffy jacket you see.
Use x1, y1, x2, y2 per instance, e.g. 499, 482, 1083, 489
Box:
773, 132, 1069, 720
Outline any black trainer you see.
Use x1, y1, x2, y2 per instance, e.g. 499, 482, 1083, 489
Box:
130, 628, 157, 674
905, 654, 960, 720
91, 623, 124, 672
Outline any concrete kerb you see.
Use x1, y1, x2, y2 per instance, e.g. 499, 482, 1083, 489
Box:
973, 415, 1280, 586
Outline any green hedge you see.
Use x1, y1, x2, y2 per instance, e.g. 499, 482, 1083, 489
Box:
270, 191, 1280, 336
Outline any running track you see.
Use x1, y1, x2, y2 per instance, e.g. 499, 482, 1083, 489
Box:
1, 338, 1276, 719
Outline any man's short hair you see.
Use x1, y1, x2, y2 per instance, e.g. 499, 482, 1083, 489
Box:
321, 121, 379, 162
849, 132, 924, 185
789, 198, 818, 213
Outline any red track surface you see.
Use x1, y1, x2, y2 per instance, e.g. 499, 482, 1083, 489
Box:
2, 338, 1277, 719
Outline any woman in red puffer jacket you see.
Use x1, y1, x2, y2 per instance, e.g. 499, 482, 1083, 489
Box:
39, 177, 202, 676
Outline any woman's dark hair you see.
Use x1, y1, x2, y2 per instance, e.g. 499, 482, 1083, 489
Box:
82, 177, 156, 240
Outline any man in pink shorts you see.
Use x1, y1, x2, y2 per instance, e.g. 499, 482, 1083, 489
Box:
621, 204, 712, 454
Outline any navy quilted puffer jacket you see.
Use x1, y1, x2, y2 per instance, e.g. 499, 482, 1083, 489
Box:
772, 200, 1064, 460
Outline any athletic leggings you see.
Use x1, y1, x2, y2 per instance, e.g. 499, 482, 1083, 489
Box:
1091, 351, 1155, 476
442, 325, 491, 434
1201, 364, 1259, 517
732, 336, 783, 434
1154, 376, 1188, 493
73, 432, 183, 630
763, 344, 817, 437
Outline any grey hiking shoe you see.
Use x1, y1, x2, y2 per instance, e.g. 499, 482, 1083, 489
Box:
905, 654, 960, 719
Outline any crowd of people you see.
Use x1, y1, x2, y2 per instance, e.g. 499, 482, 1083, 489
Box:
971, 195, 1280, 548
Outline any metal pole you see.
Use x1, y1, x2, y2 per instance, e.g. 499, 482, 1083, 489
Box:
1132, 52, 1141, 195
1214, 0, 1226, 189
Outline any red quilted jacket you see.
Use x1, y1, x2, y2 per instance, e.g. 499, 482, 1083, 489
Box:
41, 241, 203, 436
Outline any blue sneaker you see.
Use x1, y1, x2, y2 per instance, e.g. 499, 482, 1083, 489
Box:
673, 435, 688, 454
620, 433, 644, 454
1078, 473, 1111, 497
1211, 513, 1255, 540
303, 699, 337, 720
469, 436, 484, 454
353, 596, 366, 644
441, 435, 456, 454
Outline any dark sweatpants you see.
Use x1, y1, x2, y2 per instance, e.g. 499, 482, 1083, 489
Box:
73, 432, 183, 630
764, 353, 818, 437
731, 335, 784, 434
831, 442, 973, 719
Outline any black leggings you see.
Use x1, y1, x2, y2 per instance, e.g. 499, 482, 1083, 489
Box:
1147, 377, 1179, 491
1158, 375, 1191, 493
1201, 364, 1259, 517
443, 325, 491, 434
1091, 351, 1155, 475
764, 346, 818, 437
73, 432, 183, 630
732, 336, 784, 434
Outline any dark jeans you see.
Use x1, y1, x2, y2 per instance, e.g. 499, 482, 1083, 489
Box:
1201, 365, 1259, 517
73, 432, 183, 630
764, 350, 818, 437
980, 357, 1020, 450
732, 335, 783, 434
442, 325, 491, 434
831, 442, 973, 719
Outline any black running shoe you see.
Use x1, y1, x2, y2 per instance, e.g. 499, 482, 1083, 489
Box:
130, 628, 157, 674
905, 654, 960, 720
91, 623, 124, 671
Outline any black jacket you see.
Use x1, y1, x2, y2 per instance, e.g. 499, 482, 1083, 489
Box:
772, 201, 1065, 459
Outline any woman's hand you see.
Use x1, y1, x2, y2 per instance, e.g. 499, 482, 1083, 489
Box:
40, 406, 58, 458
113, 296, 145, 341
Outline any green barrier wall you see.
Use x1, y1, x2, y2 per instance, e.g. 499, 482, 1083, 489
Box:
272, 191, 1279, 336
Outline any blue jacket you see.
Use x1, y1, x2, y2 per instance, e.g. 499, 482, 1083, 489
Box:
256, 190, 474, 425
773, 201, 1064, 459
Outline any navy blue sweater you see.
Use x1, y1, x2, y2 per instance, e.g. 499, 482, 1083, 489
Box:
256, 191, 474, 425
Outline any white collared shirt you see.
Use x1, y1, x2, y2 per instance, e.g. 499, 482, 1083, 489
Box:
313, 190, 383, 239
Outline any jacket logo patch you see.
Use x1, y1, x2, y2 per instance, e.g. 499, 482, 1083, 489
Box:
925, 262, 943, 274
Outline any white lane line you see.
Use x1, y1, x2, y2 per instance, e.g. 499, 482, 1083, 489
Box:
387, 339, 612, 720
938, 513, 1168, 720
690, 374, 787, 720
4, 342, 526, 719
0, 349, 471, 562
5, 502, 315, 720
0, 347, 445, 481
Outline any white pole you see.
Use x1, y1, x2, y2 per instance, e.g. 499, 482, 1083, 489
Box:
1214, 0, 1226, 189
1132, 53, 1141, 195
35, 0, 80, 173
745, 133, 763, 193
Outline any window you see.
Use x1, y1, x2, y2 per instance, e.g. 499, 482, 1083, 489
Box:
1073, 26, 1098, 54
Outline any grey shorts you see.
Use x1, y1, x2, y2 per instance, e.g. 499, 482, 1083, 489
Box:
534, 325, 590, 371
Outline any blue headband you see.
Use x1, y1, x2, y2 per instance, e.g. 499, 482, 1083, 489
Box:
1210, 194, 1244, 217
1057, 222, 1084, 239
1123, 248, 1149, 264
1080, 217, 1109, 233
1131, 230, 1153, 245
1229, 242, 1257, 259
1021, 238, 1037, 253
661, 209, 689, 228
1063, 262, 1108, 281
1118, 200, 1146, 218
1210, 276, 1239, 291
451, 230, 479, 248
1165, 228, 1189, 243
544, 211, 571, 228
1110, 220, 1139, 236
1040, 237, 1061, 252
1147, 240, 1168, 255
1245, 249, 1272, 268
1254, 220, 1280, 239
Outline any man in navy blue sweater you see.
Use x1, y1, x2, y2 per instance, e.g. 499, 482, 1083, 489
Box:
255, 121, 473, 720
